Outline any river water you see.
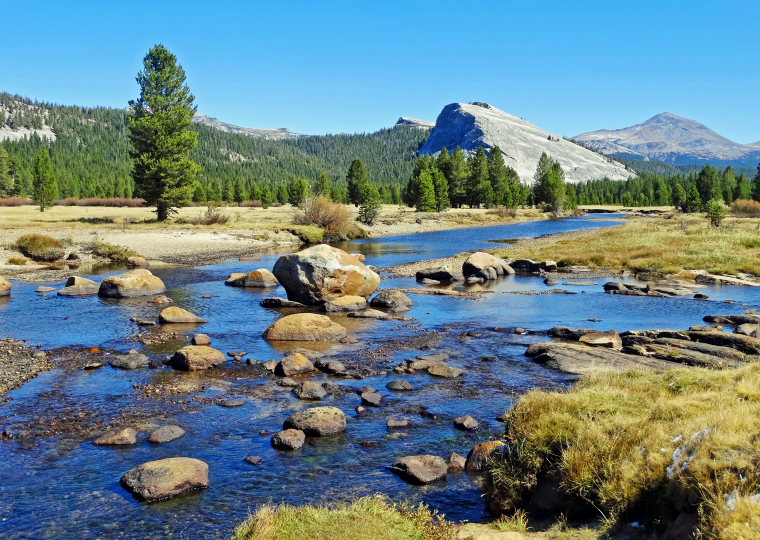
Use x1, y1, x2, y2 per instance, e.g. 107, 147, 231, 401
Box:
0, 215, 758, 540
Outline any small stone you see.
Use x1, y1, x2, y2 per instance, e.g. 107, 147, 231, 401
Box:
427, 365, 464, 378
293, 381, 327, 400
276, 353, 314, 377
36, 286, 55, 293
159, 307, 207, 324
356, 406, 367, 414
694, 293, 709, 300
262, 359, 277, 372
170, 346, 226, 371
271, 429, 306, 450
244, 455, 263, 466
445, 452, 467, 472
478, 356, 498, 362
192, 334, 211, 346
218, 398, 246, 408
454, 415, 479, 431
131, 318, 157, 326
83, 362, 104, 370
386, 380, 415, 391
148, 425, 185, 444
227, 350, 248, 361
278, 377, 298, 387
94, 427, 138, 446
314, 358, 347, 375
386, 418, 410, 429
153, 295, 173, 304
390, 455, 447, 484
361, 392, 382, 407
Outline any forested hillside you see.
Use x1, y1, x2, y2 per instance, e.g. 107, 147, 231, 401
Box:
0, 93, 428, 200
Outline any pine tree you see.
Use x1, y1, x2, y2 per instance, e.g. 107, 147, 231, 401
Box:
314, 172, 331, 197
722, 166, 737, 203
467, 147, 489, 208
288, 177, 310, 205
431, 169, 450, 212
357, 182, 381, 225
32, 148, 57, 211
753, 164, 760, 202
128, 44, 201, 221
413, 168, 437, 212
533, 153, 567, 214
446, 147, 469, 208
736, 174, 752, 200
696, 164, 722, 208
346, 158, 369, 206
0, 146, 12, 197
488, 146, 521, 208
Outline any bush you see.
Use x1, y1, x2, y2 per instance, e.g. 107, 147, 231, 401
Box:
90, 242, 140, 262
55, 197, 146, 207
730, 199, 760, 217
7, 257, 27, 265
14, 234, 65, 261
294, 196, 353, 235
239, 200, 263, 208
706, 199, 726, 227
175, 204, 231, 225
0, 197, 34, 207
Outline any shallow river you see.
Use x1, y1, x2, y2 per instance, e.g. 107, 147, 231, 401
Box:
1, 215, 759, 540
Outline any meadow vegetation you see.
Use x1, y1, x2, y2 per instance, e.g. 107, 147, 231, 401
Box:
13, 233, 65, 261
485, 365, 760, 538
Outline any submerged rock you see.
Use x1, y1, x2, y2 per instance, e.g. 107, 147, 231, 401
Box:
386, 380, 415, 391
347, 309, 391, 320
148, 425, 186, 444
260, 297, 307, 308
272, 244, 380, 305
98, 269, 166, 298
284, 406, 347, 436
121, 457, 209, 501
159, 307, 206, 324
390, 455, 447, 484
109, 352, 150, 370
94, 427, 138, 446
263, 313, 347, 341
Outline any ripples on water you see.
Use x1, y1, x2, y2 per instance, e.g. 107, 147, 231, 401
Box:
0, 216, 759, 539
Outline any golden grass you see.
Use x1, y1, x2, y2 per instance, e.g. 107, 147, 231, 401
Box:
231, 496, 455, 540
485, 364, 760, 538
497, 215, 760, 275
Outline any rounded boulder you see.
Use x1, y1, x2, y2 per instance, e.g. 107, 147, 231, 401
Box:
170, 345, 226, 371
283, 406, 347, 436
272, 244, 380, 305
370, 290, 413, 312
263, 313, 347, 342
159, 307, 207, 324
98, 269, 166, 298
121, 457, 209, 501
225, 268, 279, 288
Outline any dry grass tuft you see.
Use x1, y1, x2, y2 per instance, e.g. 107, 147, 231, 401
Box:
14, 234, 65, 261
231, 495, 456, 540
730, 199, 760, 217
485, 364, 760, 537
294, 196, 354, 236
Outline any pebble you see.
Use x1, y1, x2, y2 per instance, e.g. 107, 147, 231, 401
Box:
244, 455, 263, 466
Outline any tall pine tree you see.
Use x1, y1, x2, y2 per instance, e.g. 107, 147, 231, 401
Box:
346, 158, 369, 206
128, 44, 201, 221
32, 148, 57, 211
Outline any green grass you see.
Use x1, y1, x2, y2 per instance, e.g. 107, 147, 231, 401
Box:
485, 365, 760, 538
14, 234, 65, 261
6, 257, 27, 265
90, 242, 141, 262
231, 496, 455, 540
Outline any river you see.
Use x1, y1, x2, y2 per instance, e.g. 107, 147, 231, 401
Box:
0, 215, 758, 539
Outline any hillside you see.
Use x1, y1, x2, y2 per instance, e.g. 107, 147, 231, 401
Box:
192, 113, 304, 140
0, 93, 428, 199
419, 102, 632, 183
574, 112, 760, 166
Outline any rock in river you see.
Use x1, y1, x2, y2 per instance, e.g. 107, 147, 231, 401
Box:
225, 268, 279, 288
284, 406, 347, 436
454, 415, 479, 431
272, 244, 380, 305
0, 276, 10, 297
58, 276, 100, 296
578, 330, 623, 350
170, 345, 226, 371
98, 269, 166, 298
465, 441, 506, 472
293, 381, 326, 400
94, 427, 138, 446
324, 295, 367, 312
386, 380, 414, 391
263, 313, 347, 341
109, 352, 150, 370
462, 252, 514, 280
276, 352, 314, 376
415, 266, 455, 282
390, 455, 447, 484
271, 429, 306, 450
370, 290, 413, 312
148, 425, 186, 444
159, 307, 207, 324
121, 457, 210, 501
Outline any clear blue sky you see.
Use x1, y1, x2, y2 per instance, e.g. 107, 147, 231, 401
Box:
2, 0, 758, 142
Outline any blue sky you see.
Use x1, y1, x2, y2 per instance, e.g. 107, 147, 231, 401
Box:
2, 1, 758, 142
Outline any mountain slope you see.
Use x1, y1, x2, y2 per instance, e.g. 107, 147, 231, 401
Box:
192, 114, 303, 140
574, 113, 760, 166
419, 102, 632, 183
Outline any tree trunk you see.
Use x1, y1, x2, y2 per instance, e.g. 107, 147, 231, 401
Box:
156, 203, 169, 221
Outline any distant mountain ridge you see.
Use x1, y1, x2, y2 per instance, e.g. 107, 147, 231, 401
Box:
573, 113, 760, 166
419, 102, 632, 183
192, 113, 304, 140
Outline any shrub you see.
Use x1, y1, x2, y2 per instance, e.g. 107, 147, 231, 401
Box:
706, 199, 726, 227
7, 257, 27, 265
90, 242, 140, 262
14, 234, 65, 261
294, 196, 353, 235
730, 199, 760, 217
0, 197, 34, 207
239, 200, 263, 208
175, 204, 231, 225
55, 197, 146, 207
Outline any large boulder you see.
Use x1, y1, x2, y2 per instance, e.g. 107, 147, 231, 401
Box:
462, 252, 514, 280
415, 266, 455, 282
225, 268, 279, 288
0, 277, 10, 297
370, 290, 413, 312
283, 406, 347, 436
276, 352, 314, 376
58, 276, 99, 296
159, 307, 207, 324
272, 244, 380, 305
390, 455, 447, 484
121, 457, 209, 501
98, 269, 166, 298
170, 345, 226, 371
263, 313, 347, 341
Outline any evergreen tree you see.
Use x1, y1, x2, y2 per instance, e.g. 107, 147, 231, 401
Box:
488, 146, 521, 208
431, 168, 450, 212
346, 158, 369, 206
314, 172, 331, 197
276, 183, 289, 204
753, 164, 760, 202
722, 166, 737, 203
357, 182, 381, 225
412, 168, 437, 212
288, 177, 310, 205
467, 147, 490, 208
533, 153, 567, 214
32, 148, 57, 211
695, 164, 722, 208
736, 174, 752, 200
446, 147, 469, 208
0, 146, 12, 197
128, 44, 201, 220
